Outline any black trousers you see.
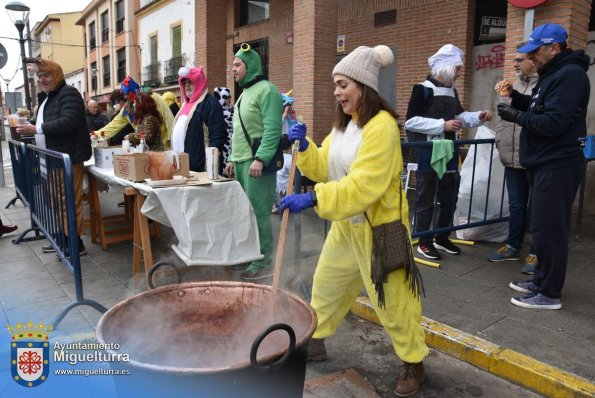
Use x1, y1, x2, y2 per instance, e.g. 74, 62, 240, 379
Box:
414, 171, 458, 244
529, 163, 584, 299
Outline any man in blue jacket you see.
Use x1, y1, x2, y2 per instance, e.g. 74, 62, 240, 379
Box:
497, 23, 590, 310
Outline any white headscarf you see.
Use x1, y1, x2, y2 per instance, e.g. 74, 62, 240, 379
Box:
428, 44, 464, 70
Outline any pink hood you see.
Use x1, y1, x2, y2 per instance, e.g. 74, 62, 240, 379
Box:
178, 66, 208, 116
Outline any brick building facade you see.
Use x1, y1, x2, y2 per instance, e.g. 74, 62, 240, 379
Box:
192, 0, 592, 145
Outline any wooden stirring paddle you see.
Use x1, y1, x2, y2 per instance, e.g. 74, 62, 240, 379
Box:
270, 138, 301, 310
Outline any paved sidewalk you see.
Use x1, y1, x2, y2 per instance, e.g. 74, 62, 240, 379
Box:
0, 140, 593, 397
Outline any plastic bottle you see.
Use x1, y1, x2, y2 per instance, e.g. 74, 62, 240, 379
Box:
98, 131, 107, 147
121, 139, 130, 154
136, 132, 149, 153
90, 131, 98, 148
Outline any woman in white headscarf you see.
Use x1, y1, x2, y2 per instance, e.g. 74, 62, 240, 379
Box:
404, 44, 492, 260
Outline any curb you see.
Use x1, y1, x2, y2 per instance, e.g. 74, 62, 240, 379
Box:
351, 296, 595, 398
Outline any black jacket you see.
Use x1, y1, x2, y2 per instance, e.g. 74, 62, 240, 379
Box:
184, 93, 226, 172
511, 49, 590, 170
38, 81, 91, 163
86, 111, 109, 132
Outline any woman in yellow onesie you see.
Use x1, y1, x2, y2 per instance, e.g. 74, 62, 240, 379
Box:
279, 45, 429, 397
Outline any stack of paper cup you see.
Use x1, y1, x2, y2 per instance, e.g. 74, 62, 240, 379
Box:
206, 147, 219, 180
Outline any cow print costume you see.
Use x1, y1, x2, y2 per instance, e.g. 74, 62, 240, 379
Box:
213, 87, 233, 174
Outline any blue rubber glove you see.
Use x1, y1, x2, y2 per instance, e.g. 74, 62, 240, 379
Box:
279, 192, 314, 213
288, 123, 309, 152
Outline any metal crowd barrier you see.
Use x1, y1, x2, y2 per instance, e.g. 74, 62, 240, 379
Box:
5, 136, 34, 208
402, 138, 508, 239
7, 138, 43, 243
289, 138, 508, 299
26, 144, 107, 328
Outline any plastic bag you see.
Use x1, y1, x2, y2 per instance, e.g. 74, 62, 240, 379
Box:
454, 126, 509, 242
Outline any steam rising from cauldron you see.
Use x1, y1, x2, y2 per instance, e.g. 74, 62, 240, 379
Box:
98, 283, 314, 371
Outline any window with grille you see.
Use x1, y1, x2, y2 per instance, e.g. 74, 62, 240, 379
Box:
102, 56, 111, 87
374, 9, 396, 28
42, 26, 51, 43
172, 25, 181, 58
89, 21, 96, 50
150, 35, 158, 66
101, 11, 109, 42
239, 0, 269, 26
115, 1, 125, 34
91, 62, 97, 91
117, 49, 126, 82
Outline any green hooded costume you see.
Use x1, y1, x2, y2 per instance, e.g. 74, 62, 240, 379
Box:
230, 45, 282, 273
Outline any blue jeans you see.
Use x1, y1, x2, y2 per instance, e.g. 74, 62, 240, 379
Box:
504, 167, 531, 252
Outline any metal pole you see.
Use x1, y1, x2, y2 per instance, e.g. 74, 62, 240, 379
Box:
0, 85, 5, 187
26, 21, 36, 110
16, 22, 32, 112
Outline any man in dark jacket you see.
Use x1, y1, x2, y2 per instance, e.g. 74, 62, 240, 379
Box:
497, 23, 590, 310
16, 59, 91, 256
85, 100, 108, 132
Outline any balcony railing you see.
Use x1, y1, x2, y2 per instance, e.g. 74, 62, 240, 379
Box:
163, 55, 185, 84
143, 63, 160, 87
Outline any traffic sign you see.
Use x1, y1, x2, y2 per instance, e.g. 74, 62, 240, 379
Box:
508, 0, 547, 8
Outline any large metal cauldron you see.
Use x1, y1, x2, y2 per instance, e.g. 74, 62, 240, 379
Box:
96, 281, 317, 398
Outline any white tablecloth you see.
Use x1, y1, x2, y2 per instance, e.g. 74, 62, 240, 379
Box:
86, 165, 262, 266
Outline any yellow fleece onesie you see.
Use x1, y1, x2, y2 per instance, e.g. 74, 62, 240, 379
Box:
297, 110, 428, 363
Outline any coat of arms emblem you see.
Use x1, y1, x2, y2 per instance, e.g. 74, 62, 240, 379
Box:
8, 321, 52, 387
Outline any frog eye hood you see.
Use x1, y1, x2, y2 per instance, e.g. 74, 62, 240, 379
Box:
234, 43, 263, 86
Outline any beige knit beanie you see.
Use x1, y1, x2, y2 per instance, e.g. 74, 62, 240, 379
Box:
332, 45, 393, 92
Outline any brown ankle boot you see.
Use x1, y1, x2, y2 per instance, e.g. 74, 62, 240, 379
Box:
0, 224, 18, 237
306, 338, 327, 362
394, 361, 425, 397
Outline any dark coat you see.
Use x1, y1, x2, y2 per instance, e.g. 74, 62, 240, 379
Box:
86, 111, 109, 132
512, 49, 590, 170
37, 80, 91, 163
184, 93, 226, 172
169, 102, 180, 117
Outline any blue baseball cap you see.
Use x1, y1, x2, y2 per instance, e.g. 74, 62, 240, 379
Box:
518, 23, 568, 53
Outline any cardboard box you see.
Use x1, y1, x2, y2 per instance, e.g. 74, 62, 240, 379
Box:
113, 152, 190, 181
94, 146, 122, 168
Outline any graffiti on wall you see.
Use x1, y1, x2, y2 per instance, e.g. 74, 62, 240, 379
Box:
475, 45, 505, 70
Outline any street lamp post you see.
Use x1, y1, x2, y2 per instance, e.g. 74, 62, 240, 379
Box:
5, 1, 32, 113
26, 21, 36, 110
